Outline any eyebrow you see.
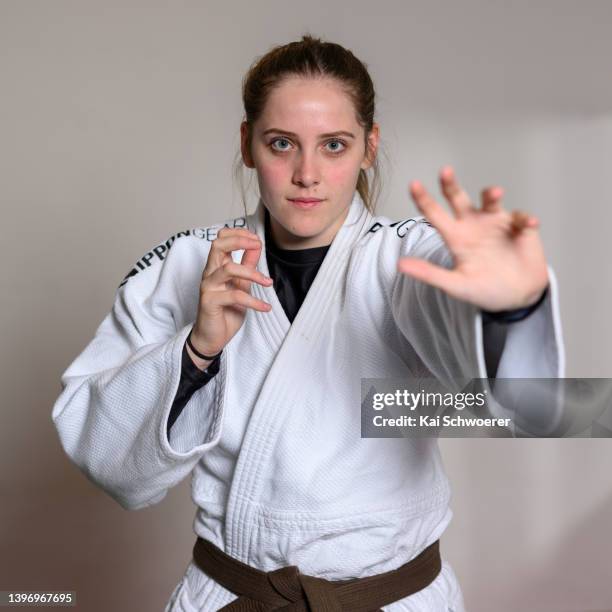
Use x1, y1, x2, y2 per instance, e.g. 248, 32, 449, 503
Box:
262, 128, 356, 139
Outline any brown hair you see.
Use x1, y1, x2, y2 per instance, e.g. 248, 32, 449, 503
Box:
233, 33, 384, 217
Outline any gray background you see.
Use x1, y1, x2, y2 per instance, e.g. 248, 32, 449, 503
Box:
2, 1, 611, 610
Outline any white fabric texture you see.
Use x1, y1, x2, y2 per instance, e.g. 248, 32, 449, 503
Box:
52, 192, 564, 611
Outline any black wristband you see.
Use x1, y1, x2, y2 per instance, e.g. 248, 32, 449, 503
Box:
482, 285, 549, 324
181, 343, 221, 380
186, 328, 223, 361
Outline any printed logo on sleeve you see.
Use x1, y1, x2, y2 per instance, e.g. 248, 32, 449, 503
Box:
366, 217, 432, 238
118, 217, 247, 288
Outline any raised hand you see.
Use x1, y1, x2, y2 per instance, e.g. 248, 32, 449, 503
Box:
397, 166, 550, 312
188, 227, 273, 368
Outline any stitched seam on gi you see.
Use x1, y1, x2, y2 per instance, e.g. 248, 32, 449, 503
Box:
233, 480, 451, 533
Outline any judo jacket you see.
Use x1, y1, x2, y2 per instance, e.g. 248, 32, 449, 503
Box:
169, 208, 548, 436
51, 191, 565, 611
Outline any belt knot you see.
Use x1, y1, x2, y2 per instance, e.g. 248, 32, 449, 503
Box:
266, 565, 343, 611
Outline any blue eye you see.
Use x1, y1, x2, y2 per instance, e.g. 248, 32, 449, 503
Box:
270, 138, 291, 151
325, 140, 346, 153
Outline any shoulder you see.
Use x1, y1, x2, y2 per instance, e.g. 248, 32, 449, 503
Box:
356, 213, 441, 255
117, 213, 248, 290
350, 213, 449, 286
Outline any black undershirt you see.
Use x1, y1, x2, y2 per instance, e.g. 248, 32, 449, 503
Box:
263, 207, 331, 323
166, 212, 547, 435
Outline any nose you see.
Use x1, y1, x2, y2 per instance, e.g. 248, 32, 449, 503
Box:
292, 150, 320, 188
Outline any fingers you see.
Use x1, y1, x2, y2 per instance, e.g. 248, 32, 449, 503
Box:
204, 286, 272, 313
481, 186, 504, 213
202, 227, 273, 310
397, 256, 464, 297
439, 166, 474, 217
510, 210, 540, 235
207, 260, 273, 294
477, 183, 540, 233
409, 181, 453, 236
205, 227, 262, 275
479, 185, 540, 235
240, 235, 264, 271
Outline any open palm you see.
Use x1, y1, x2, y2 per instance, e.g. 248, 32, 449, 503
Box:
397, 166, 550, 312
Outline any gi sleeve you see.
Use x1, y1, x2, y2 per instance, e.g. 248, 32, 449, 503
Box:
167, 343, 220, 435
51, 233, 228, 511
389, 221, 565, 427
481, 287, 549, 378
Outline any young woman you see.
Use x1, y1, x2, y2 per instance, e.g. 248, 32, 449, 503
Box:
52, 35, 564, 611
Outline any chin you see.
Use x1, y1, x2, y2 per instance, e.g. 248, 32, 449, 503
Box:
287, 224, 325, 240
288, 215, 329, 235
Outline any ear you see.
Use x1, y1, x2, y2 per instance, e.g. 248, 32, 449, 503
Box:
240, 121, 255, 169
360, 122, 380, 171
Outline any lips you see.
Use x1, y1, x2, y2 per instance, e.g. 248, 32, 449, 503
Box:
288, 198, 324, 209
288, 198, 324, 203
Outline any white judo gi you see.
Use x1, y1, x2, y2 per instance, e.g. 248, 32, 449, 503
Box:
51, 191, 565, 611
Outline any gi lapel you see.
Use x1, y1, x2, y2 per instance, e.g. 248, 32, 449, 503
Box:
249, 191, 372, 349
225, 192, 373, 559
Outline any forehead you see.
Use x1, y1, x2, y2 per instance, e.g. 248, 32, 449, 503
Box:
258, 76, 359, 132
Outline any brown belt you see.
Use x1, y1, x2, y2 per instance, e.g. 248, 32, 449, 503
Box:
192, 536, 441, 611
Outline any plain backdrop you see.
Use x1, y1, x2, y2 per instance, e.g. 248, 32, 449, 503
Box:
1, 1, 611, 611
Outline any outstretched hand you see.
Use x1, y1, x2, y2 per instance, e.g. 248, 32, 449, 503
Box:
397, 166, 549, 312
